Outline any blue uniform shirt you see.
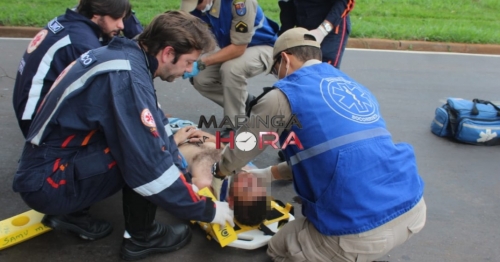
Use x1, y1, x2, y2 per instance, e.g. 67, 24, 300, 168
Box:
123, 12, 143, 39
12, 9, 103, 137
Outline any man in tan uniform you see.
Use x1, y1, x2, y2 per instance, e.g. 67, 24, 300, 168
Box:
210, 28, 427, 261
180, 0, 279, 136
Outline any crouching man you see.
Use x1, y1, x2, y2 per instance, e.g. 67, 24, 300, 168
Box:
12, 11, 233, 261
211, 27, 427, 262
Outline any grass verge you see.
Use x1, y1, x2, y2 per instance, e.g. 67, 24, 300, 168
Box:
0, 0, 498, 44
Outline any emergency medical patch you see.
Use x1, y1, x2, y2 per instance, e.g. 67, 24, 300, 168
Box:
141, 109, 160, 137
320, 77, 380, 124
48, 18, 64, 34
235, 21, 248, 33
233, 1, 247, 16
27, 29, 48, 54
79, 51, 97, 67
141, 108, 157, 128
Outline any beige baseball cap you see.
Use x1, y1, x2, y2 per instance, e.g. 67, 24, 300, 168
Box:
180, 0, 198, 12
268, 27, 321, 74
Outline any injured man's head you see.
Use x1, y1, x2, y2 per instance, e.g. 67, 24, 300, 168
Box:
227, 171, 270, 227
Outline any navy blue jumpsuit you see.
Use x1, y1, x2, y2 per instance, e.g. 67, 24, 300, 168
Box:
12, 37, 216, 223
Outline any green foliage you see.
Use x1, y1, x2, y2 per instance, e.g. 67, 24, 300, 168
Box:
350, 0, 500, 43
0, 0, 498, 44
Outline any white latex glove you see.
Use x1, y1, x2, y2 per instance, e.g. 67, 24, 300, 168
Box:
308, 28, 326, 44
211, 176, 227, 201
211, 201, 235, 227
247, 166, 273, 184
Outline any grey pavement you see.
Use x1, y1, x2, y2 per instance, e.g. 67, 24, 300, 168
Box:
0, 38, 499, 262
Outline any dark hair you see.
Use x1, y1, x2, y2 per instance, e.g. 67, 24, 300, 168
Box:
233, 196, 268, 227
138, 11, 217, 62
276, 34, 322, 63
77, 0, 132, 20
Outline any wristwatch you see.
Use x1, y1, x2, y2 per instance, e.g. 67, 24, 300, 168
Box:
321, 21, 333, 34
211, 162, 225, 179
197, 59, 207, 71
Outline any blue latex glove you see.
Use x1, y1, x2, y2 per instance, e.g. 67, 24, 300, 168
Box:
182, 61, 200, 79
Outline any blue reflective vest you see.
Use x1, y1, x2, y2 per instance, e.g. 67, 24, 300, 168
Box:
275, 62, 424, 235
192, 0, 278, 48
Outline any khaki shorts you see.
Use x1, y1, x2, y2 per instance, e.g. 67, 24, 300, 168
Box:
267, 198, 426, 262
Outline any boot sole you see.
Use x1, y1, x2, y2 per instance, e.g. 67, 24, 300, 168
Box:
120, 230, 193, 261
41, 216, 113, 241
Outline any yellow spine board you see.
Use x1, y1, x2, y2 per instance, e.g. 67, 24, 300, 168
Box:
232, 200, 291, 234
0, 210, 52, 250
192, 187, 238, 247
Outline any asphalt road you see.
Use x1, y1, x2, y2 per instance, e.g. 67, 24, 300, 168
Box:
0, 38, 499, 262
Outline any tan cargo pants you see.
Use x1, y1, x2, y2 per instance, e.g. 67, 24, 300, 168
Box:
192, 45, 273, 118
268, 198, 427, 262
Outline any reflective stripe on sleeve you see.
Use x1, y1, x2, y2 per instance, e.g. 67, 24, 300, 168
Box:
165, 124, 173, 137
133, 164, 181, 197
22, 35, 72, 120
289, 127, 390, 165
30, 59, 132, 145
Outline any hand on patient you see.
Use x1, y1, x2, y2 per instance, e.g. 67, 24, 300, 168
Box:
173, 126, 199, 146
245, 167, 273, 184
212, 201, 235, 227
174, 127, 219, 147
187, 129, 218, 145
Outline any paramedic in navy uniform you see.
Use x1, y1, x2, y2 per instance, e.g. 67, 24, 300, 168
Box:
13, 0, 132, 139
12, 11, 234, 260
211, 28, 427, 261
278, 0, 355, 69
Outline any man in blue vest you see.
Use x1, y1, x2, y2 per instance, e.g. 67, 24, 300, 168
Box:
211, 27, 427, 261
13, 0, 132, 139
12, 11, 234, 260
180, 0, 279, 137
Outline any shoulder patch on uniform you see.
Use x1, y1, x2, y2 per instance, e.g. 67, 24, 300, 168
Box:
79, 51, 97, 67
48, 18, 64, 34
141, 108, 157, 128
233, 1, 247, 16
27, 29, 48, 54
141, 108, 160, 137
235, 21, 248, 33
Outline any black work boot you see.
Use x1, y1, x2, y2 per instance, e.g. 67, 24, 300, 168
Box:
41, 208, 112, 240
120, 222, 192, 261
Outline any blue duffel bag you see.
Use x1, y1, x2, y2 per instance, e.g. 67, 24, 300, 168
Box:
431, 98, 500, 145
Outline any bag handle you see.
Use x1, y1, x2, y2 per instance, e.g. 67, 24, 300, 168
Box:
471, 99, 500, 116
